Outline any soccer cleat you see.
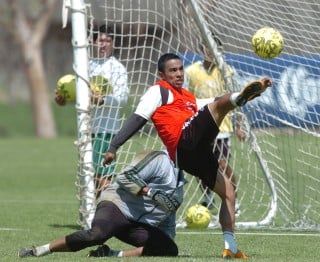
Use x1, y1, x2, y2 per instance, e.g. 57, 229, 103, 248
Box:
88, 244, 111, 257
235, 78, 270, 106
222, 249, 249, 259
18, 247, 36, 257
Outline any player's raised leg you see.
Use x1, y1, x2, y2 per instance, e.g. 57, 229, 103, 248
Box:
207, 77, 272, 127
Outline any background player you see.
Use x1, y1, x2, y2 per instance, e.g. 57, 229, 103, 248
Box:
55, 25, 129, 197
185, 34, 246, 215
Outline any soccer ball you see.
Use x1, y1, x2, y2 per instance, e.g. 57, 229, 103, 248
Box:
251, 27, 284, 59
56, 74, 76, 102
185, 204, 211, 229
90, 75, 111, 95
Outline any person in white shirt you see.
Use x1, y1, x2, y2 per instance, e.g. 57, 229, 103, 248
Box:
55, 25, 129, 197
185, 37, 245, 215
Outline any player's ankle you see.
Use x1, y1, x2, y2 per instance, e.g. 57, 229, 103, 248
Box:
230, 92, 240, 106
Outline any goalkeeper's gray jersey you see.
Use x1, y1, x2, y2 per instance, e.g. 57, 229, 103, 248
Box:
98, 151, 184, 230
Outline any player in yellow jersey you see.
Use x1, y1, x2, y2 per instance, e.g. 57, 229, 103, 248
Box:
185, 35, 245, 216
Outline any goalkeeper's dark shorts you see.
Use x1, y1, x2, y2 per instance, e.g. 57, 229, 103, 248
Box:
177, 105, 219, 190
66, 201, 178, 256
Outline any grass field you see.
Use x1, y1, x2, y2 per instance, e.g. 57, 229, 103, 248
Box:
1, 137, 320, 262
1, 102, 319, 261
0, 102, 77, 137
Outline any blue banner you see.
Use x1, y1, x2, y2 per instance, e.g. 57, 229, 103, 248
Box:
183, 53, 320, 128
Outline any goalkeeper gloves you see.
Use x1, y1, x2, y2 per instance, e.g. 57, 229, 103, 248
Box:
147, 188, 180, 212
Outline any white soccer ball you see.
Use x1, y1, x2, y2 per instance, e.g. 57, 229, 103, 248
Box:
251, 27, 284, 59
185, 204, 211, 229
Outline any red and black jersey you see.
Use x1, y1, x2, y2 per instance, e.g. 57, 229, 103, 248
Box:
151, 80, 197, 161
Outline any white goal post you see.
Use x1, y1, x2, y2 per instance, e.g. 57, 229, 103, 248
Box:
68, 0, 320, 230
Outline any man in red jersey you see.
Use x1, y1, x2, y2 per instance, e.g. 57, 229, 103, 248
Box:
103, 53, 272, 259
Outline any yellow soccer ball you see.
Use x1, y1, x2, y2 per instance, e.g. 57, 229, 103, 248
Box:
185, 204, 211, 229
90, 75, 112, 96
252, 27, 284, 59
56, 74, 76, 102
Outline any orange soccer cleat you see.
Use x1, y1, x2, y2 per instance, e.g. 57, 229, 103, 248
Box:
235, 78, 272, 106
222, 249, 249, 259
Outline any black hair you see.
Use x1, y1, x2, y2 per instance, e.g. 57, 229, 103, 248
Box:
157, 53, 181, 72
93, 25, 114, 42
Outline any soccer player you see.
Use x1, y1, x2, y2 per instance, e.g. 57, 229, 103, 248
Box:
55, 25, 129, 197
18, 150, 184, 258
185, 36, 245, 216
103, 53, 272, 259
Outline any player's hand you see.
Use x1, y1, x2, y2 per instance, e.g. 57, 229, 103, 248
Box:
103, 152, 116, 166
54, 89, 66, 106
90, 89, 104, 105
147, 188, 180, 211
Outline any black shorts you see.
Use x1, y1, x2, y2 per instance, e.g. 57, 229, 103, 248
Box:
66, 201, 178, 256
177, 105, 220, 189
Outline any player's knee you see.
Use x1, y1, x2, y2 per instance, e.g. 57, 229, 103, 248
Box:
139, 222, 179, 257
86, 227, 108, 245
142, 243, 178, 257
165, 243, 178, 256
65, 227, 107, 251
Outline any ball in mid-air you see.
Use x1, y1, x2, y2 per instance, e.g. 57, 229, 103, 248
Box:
252, 27, 284, 59
56, 74, 76, 102
185, 204, 211, 229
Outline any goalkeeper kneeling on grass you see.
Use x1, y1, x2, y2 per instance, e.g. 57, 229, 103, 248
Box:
18, 150, 184, 258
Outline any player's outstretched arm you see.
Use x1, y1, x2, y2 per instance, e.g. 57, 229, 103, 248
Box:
103, 113, 148, 166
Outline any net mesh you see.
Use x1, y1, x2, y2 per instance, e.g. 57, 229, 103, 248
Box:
72, 0, 320, 230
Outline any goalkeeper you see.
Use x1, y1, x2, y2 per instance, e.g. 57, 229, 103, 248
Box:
18, 150, 184, 258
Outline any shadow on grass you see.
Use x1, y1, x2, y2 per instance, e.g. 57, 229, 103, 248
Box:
50, 224, 81, 230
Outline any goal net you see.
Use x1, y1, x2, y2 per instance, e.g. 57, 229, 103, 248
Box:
68, 0, 320, 230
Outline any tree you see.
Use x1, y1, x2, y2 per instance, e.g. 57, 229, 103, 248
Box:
3, 0, 58, 138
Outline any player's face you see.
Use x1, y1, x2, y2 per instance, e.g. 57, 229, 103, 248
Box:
95, 33, 113, 58
159, 59, 184, 89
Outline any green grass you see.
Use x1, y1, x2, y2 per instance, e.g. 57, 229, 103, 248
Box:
0, 102, 77, 137
1, 103, 320, 261
1, 137, 320, 262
